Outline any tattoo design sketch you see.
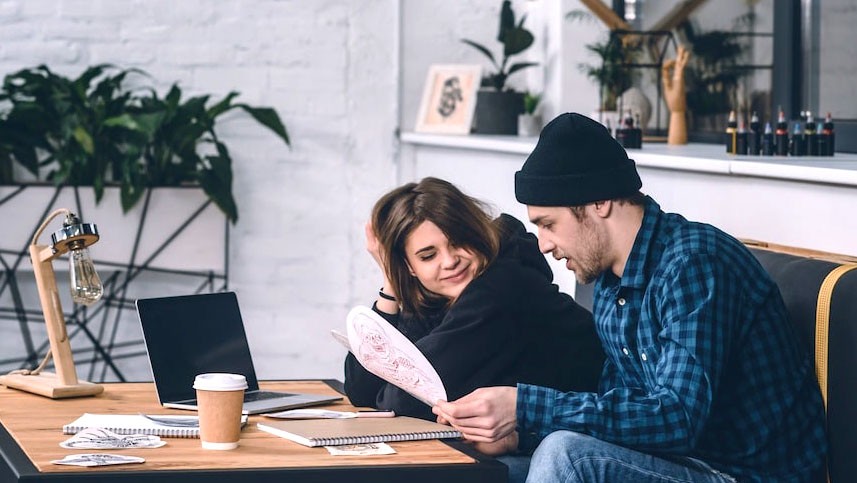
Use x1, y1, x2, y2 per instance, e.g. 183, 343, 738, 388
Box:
51, 453, 146, 467
437, 76, 463, 118
346, 306, 447, 406
60, 428, 166, 449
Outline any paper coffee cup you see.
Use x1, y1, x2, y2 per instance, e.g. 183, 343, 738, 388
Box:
193, 373, 247, 450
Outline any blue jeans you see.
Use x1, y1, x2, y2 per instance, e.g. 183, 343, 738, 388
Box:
505, 431, 737, 483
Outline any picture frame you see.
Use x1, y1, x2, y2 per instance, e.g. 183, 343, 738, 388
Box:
415, 64, 482, 135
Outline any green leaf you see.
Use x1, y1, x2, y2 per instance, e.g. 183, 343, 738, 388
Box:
197, 143, 237, 223
503, 28, 533, 57
164, 84, 181, 108
12, 146, 39, 176
207, 92, 240, 119
497, 0, 515, 42
120, 169, 146, 212
461, 39, 499, 70
73, 126, 94, 155
506, 62, 539, 77
235, 105, 290, 145
103, 113, 142, 130
74, 64, 111, 92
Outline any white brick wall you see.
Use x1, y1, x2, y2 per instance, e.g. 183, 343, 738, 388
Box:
0, 0, 399, 382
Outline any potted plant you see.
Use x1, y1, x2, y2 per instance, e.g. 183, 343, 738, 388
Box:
0, 64, 290, 223
677, 13, 754, 133
518, 91, 542, 137
566, 10, 641, 120
461, 0, 539, 135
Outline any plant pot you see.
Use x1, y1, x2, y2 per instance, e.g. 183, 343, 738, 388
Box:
518, 114, 542, 137
473, 90, 525, 135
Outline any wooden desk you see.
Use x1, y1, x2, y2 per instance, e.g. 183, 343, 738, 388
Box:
0, 380, 507, 482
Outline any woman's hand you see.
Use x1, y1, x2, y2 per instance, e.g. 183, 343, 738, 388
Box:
365, 221, 386, 271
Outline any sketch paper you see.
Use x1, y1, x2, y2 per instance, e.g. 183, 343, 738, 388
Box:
345, 305, 447, 406
330, 329, 352, 351
60, 428, 166, 449
51, 453, 145, 467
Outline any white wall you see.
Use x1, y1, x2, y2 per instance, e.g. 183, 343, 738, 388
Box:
399, 0, 602, 132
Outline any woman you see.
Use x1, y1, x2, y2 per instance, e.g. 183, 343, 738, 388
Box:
344, 177, 604, 421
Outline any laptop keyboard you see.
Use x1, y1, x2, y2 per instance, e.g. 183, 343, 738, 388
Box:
244, 390, 295, 402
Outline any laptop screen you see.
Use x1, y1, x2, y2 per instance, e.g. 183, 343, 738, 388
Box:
136, 292, 262, 404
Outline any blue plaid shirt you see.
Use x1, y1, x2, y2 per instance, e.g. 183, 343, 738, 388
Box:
517, 197, 826, 482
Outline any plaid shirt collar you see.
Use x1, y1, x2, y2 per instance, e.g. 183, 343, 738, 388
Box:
602, 196, 662, 291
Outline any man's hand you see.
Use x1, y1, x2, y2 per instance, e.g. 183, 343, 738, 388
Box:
433, 386, 518, 443
472, 431, 519, 456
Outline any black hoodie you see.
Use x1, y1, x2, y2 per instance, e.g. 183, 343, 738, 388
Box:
344, 214, 605, 421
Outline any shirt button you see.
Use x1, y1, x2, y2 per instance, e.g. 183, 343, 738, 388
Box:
622, 347, 630, 356
641, 352, 648, 362
617, 298, 626, 306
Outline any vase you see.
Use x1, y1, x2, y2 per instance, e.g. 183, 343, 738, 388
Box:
618, 87, 652, 130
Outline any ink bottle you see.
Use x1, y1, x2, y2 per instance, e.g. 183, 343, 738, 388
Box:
789, 122, 805, 156
749, 111, 761, 155
735, 118, 749, 155
761, 122, 774, 156
725, 110, 737, 154
775, 108, 789, 156
816, 121, 829, 158
633, 113, 643, 149
804, 113, 818, 156
822, 112, 835, 156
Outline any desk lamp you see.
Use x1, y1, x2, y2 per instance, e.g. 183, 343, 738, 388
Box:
0, 209, 105, 398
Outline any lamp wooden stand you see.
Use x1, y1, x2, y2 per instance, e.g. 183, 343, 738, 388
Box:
0, 210, 103, 398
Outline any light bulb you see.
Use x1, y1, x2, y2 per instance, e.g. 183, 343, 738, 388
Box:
69, 244, 103, 305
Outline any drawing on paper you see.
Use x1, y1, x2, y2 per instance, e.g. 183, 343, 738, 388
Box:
51, 453, 146, 467
345, 306, 447, 406
60, 428, 165, 449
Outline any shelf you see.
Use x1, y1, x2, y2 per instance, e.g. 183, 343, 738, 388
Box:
400, 132, 857, 187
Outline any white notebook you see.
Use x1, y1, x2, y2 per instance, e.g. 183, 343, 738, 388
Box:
63, 413, 207, 438
257, 416, 460, 447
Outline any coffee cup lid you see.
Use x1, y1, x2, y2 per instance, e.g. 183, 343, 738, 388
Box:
193, 373, 248, 391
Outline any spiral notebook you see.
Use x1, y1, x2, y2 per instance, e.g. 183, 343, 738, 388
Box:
256, 416, 461, 447
63, 413, 246, 439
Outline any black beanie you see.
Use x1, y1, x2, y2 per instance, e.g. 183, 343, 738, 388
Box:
515, 112, 642, 206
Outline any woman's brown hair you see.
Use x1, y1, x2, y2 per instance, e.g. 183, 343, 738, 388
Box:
371, 177, 500, 317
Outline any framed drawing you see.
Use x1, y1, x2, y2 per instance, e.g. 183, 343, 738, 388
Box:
415, 64, 482, 134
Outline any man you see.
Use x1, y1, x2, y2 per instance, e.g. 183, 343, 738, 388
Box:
433, 113, 827, 482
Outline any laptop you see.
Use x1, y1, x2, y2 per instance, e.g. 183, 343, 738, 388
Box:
136, 292, 342, 414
